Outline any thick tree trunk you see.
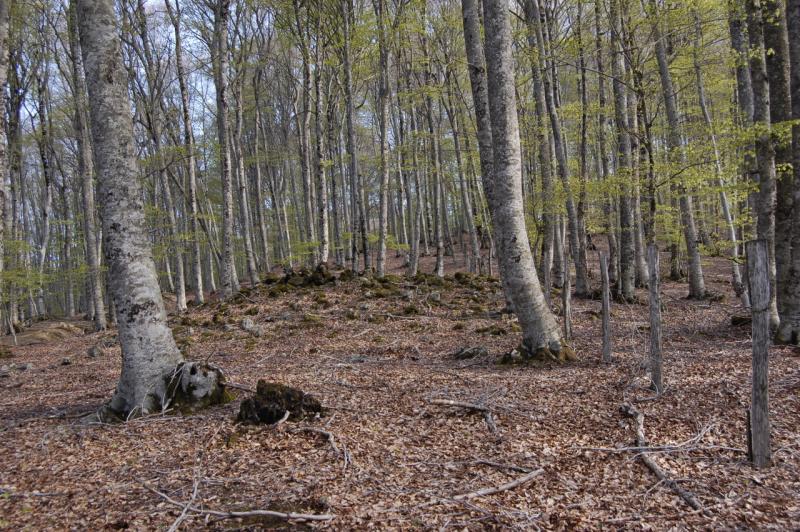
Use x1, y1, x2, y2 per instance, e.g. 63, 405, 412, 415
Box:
465, 0, 562, 356
78, 0, 224, 417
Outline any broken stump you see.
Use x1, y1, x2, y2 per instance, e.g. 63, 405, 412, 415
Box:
237, 380, 323, 424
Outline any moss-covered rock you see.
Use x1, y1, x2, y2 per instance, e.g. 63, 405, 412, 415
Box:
237, 380, 323, 424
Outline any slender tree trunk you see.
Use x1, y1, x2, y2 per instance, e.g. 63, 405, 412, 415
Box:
165, 0, 203, 305
651, 0, 705, 298
374, 0, 389, 277
213, 0, 238, 298
693, 11, 745, 305
595, 0, 618, 284
746, 0, 780, 327
610, 0, 635, 301
526, 0, 589, 296
776, 0, 800, 343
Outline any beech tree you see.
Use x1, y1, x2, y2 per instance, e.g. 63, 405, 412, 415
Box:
77, 0, 224, 418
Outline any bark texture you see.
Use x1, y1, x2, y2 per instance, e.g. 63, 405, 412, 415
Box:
475, 0, 562, 355
78, 0, 222, 417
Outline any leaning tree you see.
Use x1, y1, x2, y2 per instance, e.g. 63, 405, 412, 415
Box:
77, 0, 228, 419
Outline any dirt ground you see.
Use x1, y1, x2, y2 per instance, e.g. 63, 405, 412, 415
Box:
1, 251, 798, 530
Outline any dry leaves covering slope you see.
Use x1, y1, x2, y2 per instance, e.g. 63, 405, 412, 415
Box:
0, 253, 798, 530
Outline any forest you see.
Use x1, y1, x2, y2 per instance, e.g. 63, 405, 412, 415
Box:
0, 0, 798, 528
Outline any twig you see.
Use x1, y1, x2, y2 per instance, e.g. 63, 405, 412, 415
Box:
620, 403, 705, 513
139, 479, 334, 522
428, 399, 489, 411
452, 469, 544, 501
166, 474, 199, 532
471, 460, 533, 473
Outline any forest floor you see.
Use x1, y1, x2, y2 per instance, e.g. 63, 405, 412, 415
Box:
1, 251, 799, 530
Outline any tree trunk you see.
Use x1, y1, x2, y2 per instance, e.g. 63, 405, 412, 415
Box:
693, 10, 746, 306
374, 0, 389, 277
165, 0, 204, 305
650, 0, 705, 298
776, 0, 800, 344
609, 0, 636, 301
78, 0, 224, 417
213, 0, 238, 298
746, 0, 780, 328
465, 0, 562, 356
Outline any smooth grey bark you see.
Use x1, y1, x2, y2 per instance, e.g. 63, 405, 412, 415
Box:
746, 0, 780, 328
165, 0, 204, 304
78, 0, 216, 416
521, 6, 555, 293
650, 0, 705, 298
212, 0, 238, 298
252, 77, 272, 272
292, 1, 317, 264
374, 0, 389, 277
342, 0, 368, 272
233, 84, 259, 287
467, 0, 562, 355
762, 0, 792, 329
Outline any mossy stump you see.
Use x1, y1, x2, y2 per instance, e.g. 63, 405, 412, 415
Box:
237, 380, 323, 424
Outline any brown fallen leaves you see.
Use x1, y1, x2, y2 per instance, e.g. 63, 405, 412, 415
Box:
0, 254, 798, 529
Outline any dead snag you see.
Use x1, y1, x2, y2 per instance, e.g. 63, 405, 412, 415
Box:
620, 403, 704, 512
647, 244, 663, 394
600, 253, 612, 362
746, 239, 771, 468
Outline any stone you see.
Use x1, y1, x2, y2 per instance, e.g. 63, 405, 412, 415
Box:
453, 346, 489, 360
87, 346, 104, 358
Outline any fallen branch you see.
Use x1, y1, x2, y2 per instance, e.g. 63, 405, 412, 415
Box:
620, 403, 705, 512
139, 479, 334, 523
452, 468, 544, 501
428, 399, 499, 435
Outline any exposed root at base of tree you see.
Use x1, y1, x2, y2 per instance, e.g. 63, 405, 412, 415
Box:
620, 403, 705, 513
